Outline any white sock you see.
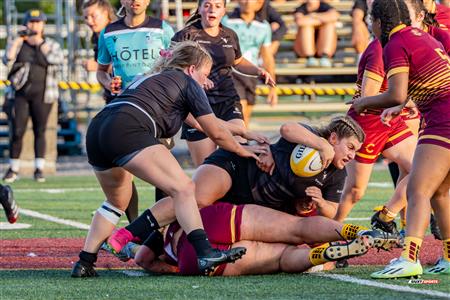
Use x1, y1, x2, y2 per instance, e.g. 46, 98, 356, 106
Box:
10, 159, 20, 172
35, 158, 45, 170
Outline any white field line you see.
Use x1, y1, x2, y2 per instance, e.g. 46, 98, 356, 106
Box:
14, 186, 155, 194
316, 274, 450, 299
20, 208, 90, 230
11, 182, 394, 194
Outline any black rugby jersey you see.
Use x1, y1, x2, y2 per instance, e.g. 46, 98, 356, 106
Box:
171, 20, 242, 104
112, 69, 213, 138
250, 124, 346, 214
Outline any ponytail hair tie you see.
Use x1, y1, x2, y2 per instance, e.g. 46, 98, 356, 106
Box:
159, 49, 173, 58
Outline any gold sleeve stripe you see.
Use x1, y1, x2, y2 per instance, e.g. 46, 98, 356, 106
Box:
364, 70, 384, 82
419, 135, 450, 144
387, 67, 409, 78
387, 129, 412, 142
356, 152, 379, 159
230, 205, 237, 243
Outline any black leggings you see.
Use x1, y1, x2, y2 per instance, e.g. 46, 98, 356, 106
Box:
10, 90, 53, 159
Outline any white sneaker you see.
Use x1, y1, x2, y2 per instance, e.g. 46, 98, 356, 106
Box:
371, 257, 423, 279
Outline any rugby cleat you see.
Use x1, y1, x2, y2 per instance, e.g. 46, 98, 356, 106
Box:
106, 228, 135, 254
0, 185, 18, 224
101, 241, 139, 262
371, 257, 422, 279
198, 247, 246, 275
310, 236, 371, 266
323, 236, 371, 261
71, 261, 98, 278
359, 229, 401, 251
371, 211, 398, 234
424, 258, 450, 275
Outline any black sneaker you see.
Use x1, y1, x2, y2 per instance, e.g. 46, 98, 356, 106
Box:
371, 211, 398, 234
34, 169, 46, 183
0, 185, 18, 223
430, 214, 443, 240
71, 261, 98, 278
3, 168, 18, 183
197, 247, 246, 275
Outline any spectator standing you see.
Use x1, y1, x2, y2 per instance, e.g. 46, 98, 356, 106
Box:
2, 10, 64, 183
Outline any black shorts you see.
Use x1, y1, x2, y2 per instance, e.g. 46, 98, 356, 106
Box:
203, 148, 255, 204
86, 104, 160, 170
232, 73, 258, 105
181, 100, 243, 141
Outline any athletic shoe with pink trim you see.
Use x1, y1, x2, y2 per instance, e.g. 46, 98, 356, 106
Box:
106, 228, 134, 253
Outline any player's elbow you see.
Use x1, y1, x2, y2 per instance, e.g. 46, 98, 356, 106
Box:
280, 122, 298, 137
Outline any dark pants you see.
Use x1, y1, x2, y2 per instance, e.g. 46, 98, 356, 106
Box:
10, 90, 52, 159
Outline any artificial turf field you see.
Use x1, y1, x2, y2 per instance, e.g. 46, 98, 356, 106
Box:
1, 169, 449, 299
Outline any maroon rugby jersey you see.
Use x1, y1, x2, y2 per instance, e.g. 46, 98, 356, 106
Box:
436, 3, 450, 29
353, 38, 387, 99
384, 25, 450, 125
427, 25, 450, 54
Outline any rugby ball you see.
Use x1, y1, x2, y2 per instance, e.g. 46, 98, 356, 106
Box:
290, 144, 323, 177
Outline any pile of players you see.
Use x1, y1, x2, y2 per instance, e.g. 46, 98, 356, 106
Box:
62, 0, 449, 279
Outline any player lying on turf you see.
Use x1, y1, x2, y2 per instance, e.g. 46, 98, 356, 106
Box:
106, 116, 400, 267
108, 202, 383, 276
109, 115, 364, 247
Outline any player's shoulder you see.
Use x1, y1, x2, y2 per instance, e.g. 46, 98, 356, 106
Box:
104, 18, 126, 33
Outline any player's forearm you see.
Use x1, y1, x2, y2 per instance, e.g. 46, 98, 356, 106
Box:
97, 70, 112, 92
280, 122, 326, 150
316, 200, 338, 219
235, 57, 260, 76
334, 194, 355, 222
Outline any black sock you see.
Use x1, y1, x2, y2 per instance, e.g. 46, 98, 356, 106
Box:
125, 209, 160, 241
143, 230, 164, 256
187, 229, 213, 257
79, 251, 97, 266
155, 187, 167, 203
125, 181, 139, 222
388, 162, 400, 187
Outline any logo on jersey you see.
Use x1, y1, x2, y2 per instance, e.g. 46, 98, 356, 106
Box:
221, 37, 228, 44
411, 28, 423, 36
365, 143, 375, 154
112, 36, 118, 43
314, 179, 324, 187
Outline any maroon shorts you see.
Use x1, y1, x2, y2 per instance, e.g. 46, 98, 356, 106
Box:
348, 109, 413, 163
168, 202, 245, 276
418, 101, 450, 149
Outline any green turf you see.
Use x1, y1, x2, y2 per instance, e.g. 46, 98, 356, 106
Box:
0, 269, 448, 300
1, 170, 449, 299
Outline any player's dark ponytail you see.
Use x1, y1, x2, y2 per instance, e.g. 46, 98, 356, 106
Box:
316, 115, 365, 143
371, 0, 411, 47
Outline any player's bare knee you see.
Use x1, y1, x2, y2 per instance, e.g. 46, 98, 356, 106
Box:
168, 179, 195, 200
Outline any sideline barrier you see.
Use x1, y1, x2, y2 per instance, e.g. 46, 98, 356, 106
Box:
1, 80, 356, 96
